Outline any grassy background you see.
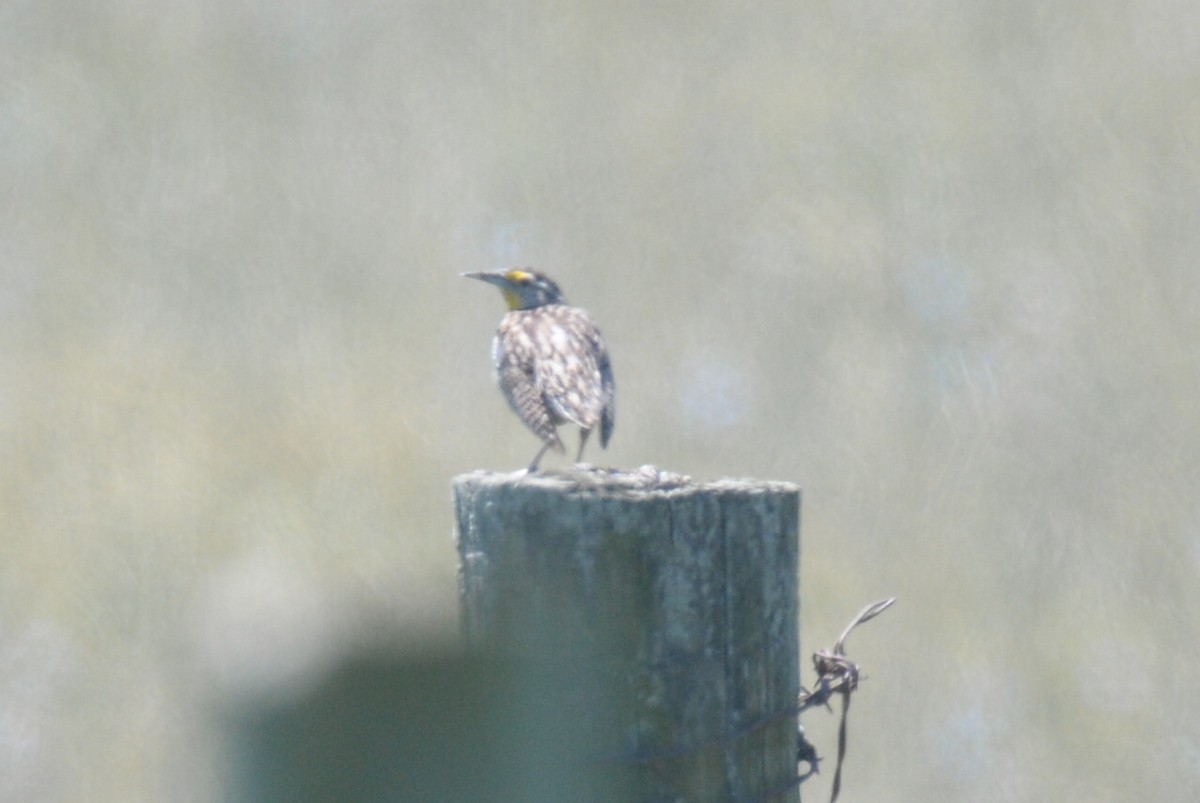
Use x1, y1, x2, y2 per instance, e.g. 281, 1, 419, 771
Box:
3, 1, 1199, 800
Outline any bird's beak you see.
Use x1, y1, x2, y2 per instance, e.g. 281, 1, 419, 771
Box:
462, 271, 506, 287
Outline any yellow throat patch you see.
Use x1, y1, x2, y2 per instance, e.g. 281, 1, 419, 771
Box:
501, 270, 533, 310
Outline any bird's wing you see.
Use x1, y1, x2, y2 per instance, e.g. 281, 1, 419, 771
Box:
494, 324, 564, 451
531, 307, 610, 434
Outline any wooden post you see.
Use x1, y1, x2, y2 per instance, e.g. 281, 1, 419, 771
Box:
453, 467, 801, 802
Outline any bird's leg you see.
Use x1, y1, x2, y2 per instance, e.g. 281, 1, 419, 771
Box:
527, 441, 553, 473
574, 428, 592, 465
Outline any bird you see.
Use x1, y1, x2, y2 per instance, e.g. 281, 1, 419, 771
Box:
463, 268, 615, 472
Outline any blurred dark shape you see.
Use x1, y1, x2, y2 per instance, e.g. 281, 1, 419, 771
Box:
227, 646, 621, 803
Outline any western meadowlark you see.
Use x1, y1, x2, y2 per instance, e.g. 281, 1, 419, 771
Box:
463, 268, 615, 472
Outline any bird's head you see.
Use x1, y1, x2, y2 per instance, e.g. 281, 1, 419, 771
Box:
462, 268, 566, 311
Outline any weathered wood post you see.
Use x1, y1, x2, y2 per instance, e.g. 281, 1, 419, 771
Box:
453, 467, 801, 802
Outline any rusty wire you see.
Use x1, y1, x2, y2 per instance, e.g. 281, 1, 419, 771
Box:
797, 597, 896, 803
599, 596, 895, 803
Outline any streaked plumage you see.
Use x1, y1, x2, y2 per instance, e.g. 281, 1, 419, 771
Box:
464, 269, 615, 471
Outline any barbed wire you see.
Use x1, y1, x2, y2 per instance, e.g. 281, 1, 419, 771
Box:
797, 597, 896, 802
598, 596, 896, 803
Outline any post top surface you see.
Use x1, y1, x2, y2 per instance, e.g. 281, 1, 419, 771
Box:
453, 465, 799, 499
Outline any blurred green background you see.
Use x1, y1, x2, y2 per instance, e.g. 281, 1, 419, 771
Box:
3, 0, 1199, 800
